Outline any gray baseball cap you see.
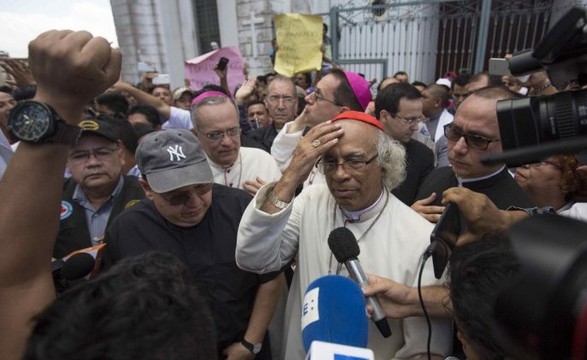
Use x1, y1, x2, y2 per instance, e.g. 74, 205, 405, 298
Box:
136, 129, 213, 193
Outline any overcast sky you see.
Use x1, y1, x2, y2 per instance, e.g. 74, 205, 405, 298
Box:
0, 0, 118, 58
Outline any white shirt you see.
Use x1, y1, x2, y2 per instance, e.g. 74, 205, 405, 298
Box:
162, 107, 193, 130
0, 131, 14, 180
236, 184, 452, 359
207, 147, 282, 190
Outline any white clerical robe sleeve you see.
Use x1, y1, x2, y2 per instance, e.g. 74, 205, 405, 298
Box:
270, 122, 303, 172
236, 183, 302, 273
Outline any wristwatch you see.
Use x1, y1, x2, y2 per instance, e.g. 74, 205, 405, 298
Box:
8, 100, 80, 145
268, 188, 290, 210
240, 339, 262, 354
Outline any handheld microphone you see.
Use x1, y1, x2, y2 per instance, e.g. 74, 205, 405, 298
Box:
328, 227, 392, 338
52, 252, 95, 281
301, 275, 368, 353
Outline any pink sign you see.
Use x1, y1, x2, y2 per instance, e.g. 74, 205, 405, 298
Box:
184, 46, 245, 95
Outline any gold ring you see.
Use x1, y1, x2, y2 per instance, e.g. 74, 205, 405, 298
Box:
311, 139, 321, 148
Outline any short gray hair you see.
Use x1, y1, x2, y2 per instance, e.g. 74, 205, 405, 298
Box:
191, 96, 238, 129
375, 131, 406, 190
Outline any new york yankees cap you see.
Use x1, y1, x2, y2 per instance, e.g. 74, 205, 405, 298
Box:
136, 129, 214, 193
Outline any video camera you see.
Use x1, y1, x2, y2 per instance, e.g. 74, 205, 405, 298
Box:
483, 6, 587, 167
481, 7, 587, 359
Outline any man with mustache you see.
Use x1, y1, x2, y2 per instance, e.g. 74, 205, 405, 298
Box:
55, 117, 144, 259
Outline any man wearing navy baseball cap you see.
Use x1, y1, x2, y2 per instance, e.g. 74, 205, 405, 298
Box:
102, 129, 284, 359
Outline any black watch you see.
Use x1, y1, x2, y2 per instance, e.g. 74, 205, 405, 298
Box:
240, 339, 262, 354
8, 100, 80, 145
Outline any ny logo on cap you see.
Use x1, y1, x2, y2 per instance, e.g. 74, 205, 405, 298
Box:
167, 145, 186, 162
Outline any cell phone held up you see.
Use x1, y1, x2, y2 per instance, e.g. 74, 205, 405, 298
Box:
216, 57, 229, 71
429, 202, 462, 279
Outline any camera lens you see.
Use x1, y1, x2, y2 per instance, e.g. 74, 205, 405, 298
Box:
497, 89, 587, 151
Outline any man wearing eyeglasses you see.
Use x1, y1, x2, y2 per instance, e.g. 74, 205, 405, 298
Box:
55, 118, 144, 259
413, 86, 534, 222
102, 129, 284, 359
246, 75, 298, 152
374, 82, 435, 205
237, 111, 453, 359
270, 69, 371, 187
192, 92, 282, 195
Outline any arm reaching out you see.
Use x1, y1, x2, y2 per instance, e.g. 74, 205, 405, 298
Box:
0, 30, 120, 360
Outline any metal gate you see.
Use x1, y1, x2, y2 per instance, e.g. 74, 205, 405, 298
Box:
326, 0, 582, 85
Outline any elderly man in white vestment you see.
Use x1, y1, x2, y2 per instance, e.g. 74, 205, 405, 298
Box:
236, 111, 452, 359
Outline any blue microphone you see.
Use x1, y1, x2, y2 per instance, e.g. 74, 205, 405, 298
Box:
301, 275, 369, 353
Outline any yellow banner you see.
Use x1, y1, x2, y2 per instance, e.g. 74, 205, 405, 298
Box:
274, 13, 323, 77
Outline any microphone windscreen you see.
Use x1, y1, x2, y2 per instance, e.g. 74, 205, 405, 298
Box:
301, 275, 368, 352
61, 252, 95, 280
328, 227, 360, 263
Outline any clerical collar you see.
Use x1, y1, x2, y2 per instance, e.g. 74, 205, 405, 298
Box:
340, 190, 385, 222
457, 166, 506, 186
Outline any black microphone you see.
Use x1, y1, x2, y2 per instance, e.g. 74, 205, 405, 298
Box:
52, 252, 95, 281
328, 227, 392, 338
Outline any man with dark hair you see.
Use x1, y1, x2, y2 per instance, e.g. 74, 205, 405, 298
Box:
246, 99, 270, 129
414, 86, 534, 222
450, 73, 471, 111
411, 80, 427, 93
56, 117, 144, 258
150, 84, 173, 106
393, 70, 409, 83
94, 91, 129, 116
247, 75, 298, 152
421, 84, 454, 167
128, 104, 162, 129
270, 69, 371, 186
449, 234, 519, 360
374, 82, 434, 205
466, 71, 501, 93
26, 251, 217, 360
103, 129, 284, 359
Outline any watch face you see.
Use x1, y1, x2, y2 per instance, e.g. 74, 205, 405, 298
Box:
9, 101, 53, 142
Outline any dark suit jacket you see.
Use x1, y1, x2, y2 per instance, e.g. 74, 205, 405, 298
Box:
246, 124, 279, 153
393, 139, 435, 205
415, 166, 534, 209
54, 176, 144, 258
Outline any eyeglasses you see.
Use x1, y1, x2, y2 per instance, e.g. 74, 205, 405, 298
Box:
68, 146, 119, 164
310, 89, 341, 106
197, 127, 241, 141
393, 114, 425, 126
160, 183, 213, 206
444, 123, 500, 150
266, 95, 296, 105
315, 153, 378, 174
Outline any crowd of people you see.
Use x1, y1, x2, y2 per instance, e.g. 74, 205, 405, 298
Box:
0, 25, 585, 360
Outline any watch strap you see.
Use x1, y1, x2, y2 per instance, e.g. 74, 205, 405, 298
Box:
51, 121, 81, 145
240, 339, 262, 354
268, 188, 290, 210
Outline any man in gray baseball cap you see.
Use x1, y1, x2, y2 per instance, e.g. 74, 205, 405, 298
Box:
102, 129, 284, 359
